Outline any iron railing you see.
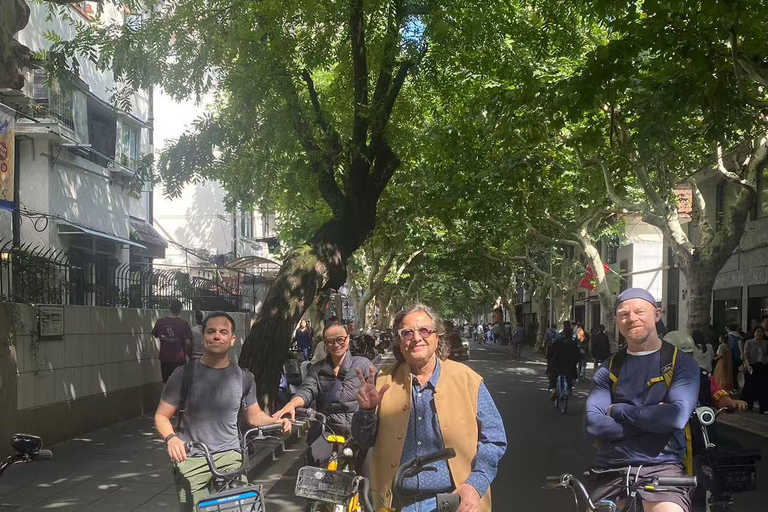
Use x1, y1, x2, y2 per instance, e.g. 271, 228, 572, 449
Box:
0, 240, 265, 312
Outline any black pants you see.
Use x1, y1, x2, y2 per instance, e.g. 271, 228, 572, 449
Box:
744, 363, 768, 412
161, 361, 185, 383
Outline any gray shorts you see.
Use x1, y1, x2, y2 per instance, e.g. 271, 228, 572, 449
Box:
589, 464, 692, 512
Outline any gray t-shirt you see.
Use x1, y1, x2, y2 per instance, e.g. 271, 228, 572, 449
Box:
162, 360, 258, 454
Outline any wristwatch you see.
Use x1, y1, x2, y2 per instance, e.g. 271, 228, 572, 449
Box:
164, 433, 177, 443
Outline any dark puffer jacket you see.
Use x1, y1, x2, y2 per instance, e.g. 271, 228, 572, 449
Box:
294, 350, 373, 443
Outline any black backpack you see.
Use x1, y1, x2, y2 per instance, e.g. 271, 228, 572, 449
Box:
176, 360, 255, 433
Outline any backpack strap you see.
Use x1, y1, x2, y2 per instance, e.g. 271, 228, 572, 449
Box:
646, 341, 677, 390
176, 360, 197, 431
608, 348, 627, 395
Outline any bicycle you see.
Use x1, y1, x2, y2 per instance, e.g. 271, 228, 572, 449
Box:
554, 374, 570, 414
294, 408, 362, 512
0, 433, 52, 477
356, 447, 461, 512
186, 423, 285, 512
543, 471, 697, 511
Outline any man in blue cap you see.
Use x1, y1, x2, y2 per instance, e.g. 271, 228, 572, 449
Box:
585, 288, 699, 512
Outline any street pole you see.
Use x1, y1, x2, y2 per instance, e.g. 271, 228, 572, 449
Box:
12, 137, 20, 247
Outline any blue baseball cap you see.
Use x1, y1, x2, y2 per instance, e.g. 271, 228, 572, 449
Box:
615, 288, 658, 311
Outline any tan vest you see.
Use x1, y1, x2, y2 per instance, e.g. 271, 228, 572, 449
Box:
370, 358, 492, 511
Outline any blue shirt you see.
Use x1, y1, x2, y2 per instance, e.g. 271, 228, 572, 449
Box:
585, 349, 699, 468
352, 360, 507, 512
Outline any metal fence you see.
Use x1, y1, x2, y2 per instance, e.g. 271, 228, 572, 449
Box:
0, 240, 265, 312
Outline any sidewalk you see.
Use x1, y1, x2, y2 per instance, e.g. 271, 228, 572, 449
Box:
0, 352, 395, 512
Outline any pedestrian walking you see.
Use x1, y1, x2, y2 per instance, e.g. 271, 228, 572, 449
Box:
590, 324, 611, 366
152, 299, 193, 383
188, 310, 205, 361
742, 326, 768, 413
713, 334, 734, 392
293, 320, 313, 361
726, 323, 743, 391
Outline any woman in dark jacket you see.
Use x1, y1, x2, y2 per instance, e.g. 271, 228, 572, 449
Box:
273, 321, 372, 462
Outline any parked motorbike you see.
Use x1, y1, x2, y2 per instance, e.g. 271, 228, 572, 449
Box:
0, 434, 52, 477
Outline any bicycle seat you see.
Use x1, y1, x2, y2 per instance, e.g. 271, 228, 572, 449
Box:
11, 434, 42, 456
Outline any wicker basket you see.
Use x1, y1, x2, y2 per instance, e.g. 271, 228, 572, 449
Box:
295, 466, 357, 505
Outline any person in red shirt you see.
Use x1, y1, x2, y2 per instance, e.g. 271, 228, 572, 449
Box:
152, 299, 193, 382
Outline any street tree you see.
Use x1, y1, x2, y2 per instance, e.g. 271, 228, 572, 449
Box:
564, 0, 768, 332
39, 0, 441, 404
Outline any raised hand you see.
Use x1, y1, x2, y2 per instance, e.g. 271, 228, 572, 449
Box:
355, 366, 389, 410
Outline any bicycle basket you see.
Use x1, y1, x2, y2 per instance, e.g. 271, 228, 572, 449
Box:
698, 448, 762, 494
295, 466, 357, 504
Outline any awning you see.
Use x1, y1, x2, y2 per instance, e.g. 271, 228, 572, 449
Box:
57, 220, 146, 249
130, 218, 168, 249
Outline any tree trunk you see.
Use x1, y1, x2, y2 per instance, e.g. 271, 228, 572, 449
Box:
579, 229, 617, 348
498, 291, 517, 330
533, 289, 549, 352
238, 220, 350, 408
684, 259, 717, 333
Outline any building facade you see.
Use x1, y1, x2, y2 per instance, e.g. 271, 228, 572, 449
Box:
0, 3, 167, 306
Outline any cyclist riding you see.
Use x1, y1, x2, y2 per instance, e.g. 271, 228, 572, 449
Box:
154, 311, 291, 511
273, 321, 372, 466
585, 289, 699, 512
547, 321, 580, 402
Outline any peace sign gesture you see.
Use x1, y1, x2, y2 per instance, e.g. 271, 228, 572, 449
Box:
355, 366, 389, 411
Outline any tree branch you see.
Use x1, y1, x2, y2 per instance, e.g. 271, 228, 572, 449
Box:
395, 248, 423, 278
690, 179, 715, 247
301, 69, 330, 132
349, 0, 369, 148
736, 53, 768, 88
716, 143, 755, 190
526, 224, 579, 247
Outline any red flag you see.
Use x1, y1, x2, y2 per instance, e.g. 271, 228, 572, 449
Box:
579, 264, 611, 290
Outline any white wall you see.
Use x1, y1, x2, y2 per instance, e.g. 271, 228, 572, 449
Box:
14, 305, 252, 411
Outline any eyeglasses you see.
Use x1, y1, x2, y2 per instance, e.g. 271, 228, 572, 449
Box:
397, 327, 436, 341
324, 336, 348, 346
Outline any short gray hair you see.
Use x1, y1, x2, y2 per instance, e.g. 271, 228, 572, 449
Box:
393, 304, 450, 361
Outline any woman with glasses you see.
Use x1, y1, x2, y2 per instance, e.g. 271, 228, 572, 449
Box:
273, 321, 373, 463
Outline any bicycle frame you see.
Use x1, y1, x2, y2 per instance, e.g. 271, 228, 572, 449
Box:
0, 434, 52, 478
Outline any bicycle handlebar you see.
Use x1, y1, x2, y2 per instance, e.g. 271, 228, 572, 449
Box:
656, 476, 698, 487
544, 473, 697, 510
34, 450, 53, 461
417, 448, 456, 467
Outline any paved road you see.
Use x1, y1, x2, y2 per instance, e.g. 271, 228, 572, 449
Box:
267, 342, 768, 511
470, 342, 768, 512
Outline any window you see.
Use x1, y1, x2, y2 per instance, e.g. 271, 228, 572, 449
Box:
24, 69, 74, 130
118, 120, 140, 170
262, 212, 276, 238
71, 1, 95, 21
240, 211, 253, 238
86, 97, 116, 167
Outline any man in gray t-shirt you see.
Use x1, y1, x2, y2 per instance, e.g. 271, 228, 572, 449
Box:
154, 312, 291, 511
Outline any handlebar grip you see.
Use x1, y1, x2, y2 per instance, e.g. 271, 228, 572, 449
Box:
419, 448, 456, 466
259, 423, 286, 433
656, 476, 697, 488
545, 476, 563, 485
34, 449, 53, 461
295, 407, 315, 419
436, 493, 460, 512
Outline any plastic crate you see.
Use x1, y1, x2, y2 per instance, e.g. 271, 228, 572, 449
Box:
295, 466, 357, 505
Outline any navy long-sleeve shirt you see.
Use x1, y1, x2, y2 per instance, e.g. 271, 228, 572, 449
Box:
585, 348, 699, 468
352, 360, 507, 512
